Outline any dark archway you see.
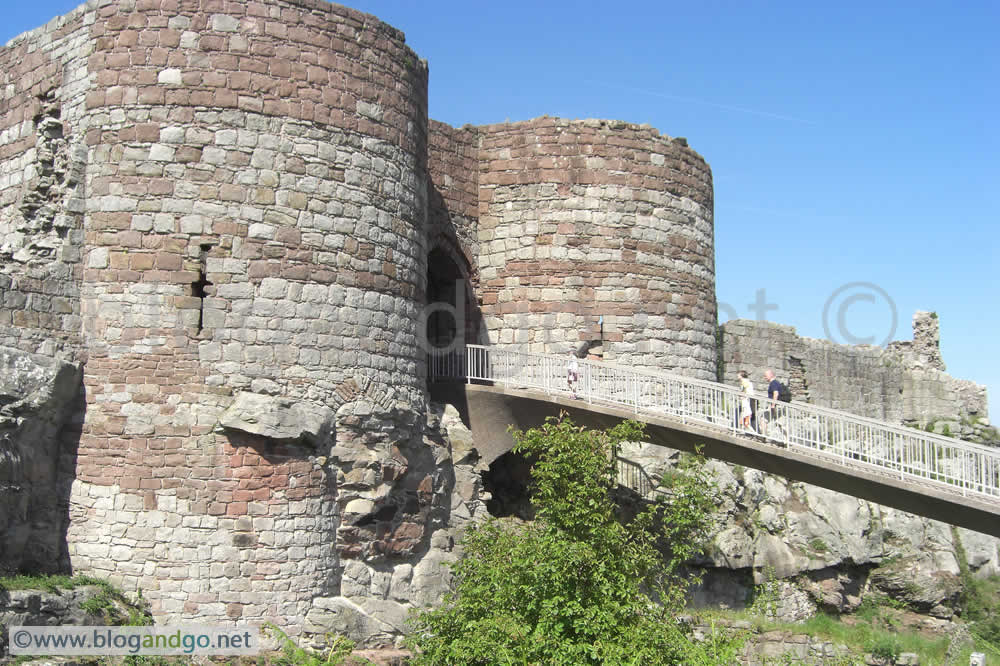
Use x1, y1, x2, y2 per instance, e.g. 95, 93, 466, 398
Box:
482, 449, 536, 520
425, 246, 480, 350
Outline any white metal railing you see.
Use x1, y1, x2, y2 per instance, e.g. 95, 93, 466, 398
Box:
428, 345, 1000, 502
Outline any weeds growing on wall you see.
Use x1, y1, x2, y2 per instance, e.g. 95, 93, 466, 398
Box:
952, 527, 1000, 651
263, 624, 362, 666
405, 415, 742, 664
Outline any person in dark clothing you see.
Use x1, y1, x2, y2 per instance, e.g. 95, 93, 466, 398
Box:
762, 369, 785, 436
764, 369, 781, 402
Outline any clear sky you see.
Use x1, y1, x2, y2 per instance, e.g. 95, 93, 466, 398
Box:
5, 1, 999, 420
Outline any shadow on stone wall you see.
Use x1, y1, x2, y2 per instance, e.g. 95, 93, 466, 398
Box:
0, 347, 82, 575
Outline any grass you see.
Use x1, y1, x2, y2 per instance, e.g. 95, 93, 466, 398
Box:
809, 537, 828, 553
0, 573, 83, 592
694, 605, 961, 665
0, 573, 151, 626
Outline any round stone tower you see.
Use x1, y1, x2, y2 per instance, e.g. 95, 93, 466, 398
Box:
65, 0, 430, 629
477, 117, 717, 378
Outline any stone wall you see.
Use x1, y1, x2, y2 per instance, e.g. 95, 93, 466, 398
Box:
477, 118, 717, 378
427, 120, 479, 276
49, 0, 433, 631
426, 121, 483, 346
0, 4, 92, 359
6, 0, 996, 650
0, 0, 725, 643
720, 312, 988, 424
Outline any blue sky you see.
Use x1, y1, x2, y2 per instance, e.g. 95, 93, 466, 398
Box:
5, 1, 998, 419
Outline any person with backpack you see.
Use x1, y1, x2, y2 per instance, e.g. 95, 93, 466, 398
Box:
764, 369, 782, 403
763, 369, 791, 424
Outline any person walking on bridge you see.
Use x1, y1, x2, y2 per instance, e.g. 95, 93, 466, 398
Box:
738, 370, 754, 431
762, 369, 789, 437
567, 353, 580, 398
764, 369, 782, 403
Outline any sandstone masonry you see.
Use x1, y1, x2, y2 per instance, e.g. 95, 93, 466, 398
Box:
0, 0, 718, 638
0, 0, 991, 648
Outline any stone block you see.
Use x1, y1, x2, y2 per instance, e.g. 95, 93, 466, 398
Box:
218, 392, 335, 447
157, 68, 183, 86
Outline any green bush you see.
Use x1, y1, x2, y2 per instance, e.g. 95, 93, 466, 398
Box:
406, 416, 741, 664
866, 634, 901, 661
952, 527, 1000, 653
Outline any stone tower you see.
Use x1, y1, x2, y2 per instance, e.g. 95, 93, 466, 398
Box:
0, 0, 720, 634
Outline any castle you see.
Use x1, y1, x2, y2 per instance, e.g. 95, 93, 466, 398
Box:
0, 0, 988, 642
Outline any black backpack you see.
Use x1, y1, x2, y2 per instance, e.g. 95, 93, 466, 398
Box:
777, 382, 792, 403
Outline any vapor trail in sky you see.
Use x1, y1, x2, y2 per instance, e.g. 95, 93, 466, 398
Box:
586, 80, 818, 125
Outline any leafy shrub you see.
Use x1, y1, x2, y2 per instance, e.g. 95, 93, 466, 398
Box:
406, 416, 740, 664
748, 566, 780, 621
867, 634, 901, 661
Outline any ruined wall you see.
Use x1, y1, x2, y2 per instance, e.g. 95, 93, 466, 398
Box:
721, 312, 988, 424
0, 5, 92, 358
477, 118, 717, 378
62, 0, 432, 629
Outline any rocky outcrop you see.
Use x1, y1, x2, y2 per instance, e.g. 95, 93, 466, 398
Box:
0, 347, 81, 574
918, 417, 998, 447
0, 585, 122, 658
303, 402, 490, 647
618, 443, 1000, 622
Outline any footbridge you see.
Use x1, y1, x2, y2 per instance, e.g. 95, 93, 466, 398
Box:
428, 345, 1000, 538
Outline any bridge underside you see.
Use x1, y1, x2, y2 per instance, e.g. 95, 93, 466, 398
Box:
430, 382, 1000, 539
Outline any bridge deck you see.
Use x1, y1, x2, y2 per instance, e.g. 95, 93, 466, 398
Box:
429, 345, 1000, 537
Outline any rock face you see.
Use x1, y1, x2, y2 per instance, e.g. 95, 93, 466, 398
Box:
303, 402, 489, 646
619, 443, 1000, 622
0, 347, 81, 575
0, 583, 150, 658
